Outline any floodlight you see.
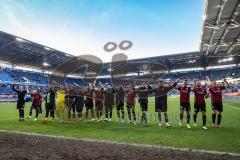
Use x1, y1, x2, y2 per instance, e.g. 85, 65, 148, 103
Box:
43, 62, 51, 67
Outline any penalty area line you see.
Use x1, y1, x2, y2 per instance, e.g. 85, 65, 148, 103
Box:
0, 129, 239, 157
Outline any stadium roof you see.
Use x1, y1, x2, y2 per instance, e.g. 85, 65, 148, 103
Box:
200, 0, 240, 56
0, 31, 168, 76
0, 31, 74, 69
0, 31, 104, 75
102, 51, 239, 73
0, 31, 239, 77
0, 0, 240, 77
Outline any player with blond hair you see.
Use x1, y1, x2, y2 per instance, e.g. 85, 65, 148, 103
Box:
56, 85, 67, 123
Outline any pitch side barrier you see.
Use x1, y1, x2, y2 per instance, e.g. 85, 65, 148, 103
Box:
223, 96, 240, 103
0, 95, 17, 102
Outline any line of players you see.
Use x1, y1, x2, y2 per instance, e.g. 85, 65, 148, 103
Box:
12, 78, 229, 130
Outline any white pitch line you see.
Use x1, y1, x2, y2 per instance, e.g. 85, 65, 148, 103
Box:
225, 104, 240, 111
0, 129, 239, 157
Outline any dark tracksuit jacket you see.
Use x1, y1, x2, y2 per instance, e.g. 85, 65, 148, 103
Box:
12, 84, 27, 109
115, 87, 125, 107
151, 82, 177, 110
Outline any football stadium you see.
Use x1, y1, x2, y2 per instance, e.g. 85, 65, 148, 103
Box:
0, 0, 240, 160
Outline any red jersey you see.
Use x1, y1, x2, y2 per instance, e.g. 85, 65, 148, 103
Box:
85, 89, 94, 104
208, 86, 225, 104
127, 89, 135, 106
192, 87, 207, 105
32, 92, 42, 106
177, 86, 191, 103
95, 88, 103, 103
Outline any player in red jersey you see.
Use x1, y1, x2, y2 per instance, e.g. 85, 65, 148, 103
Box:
29, 89, 43, 121
95, 85, 104, 122
137, 82, 152, 126
103, 85, 115, 122
115, 84, 125, 124
126, 84, 137, 125
65, 85, 76, 121
208, 79, 229, 128
176, 80, 191, 128
192, 81, 207, 130
84, 86, 95, 121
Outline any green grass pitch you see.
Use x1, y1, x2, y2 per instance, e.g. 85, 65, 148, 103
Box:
0, 97, 239, 153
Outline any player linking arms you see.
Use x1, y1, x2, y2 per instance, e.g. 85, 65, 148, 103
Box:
192, 81, 208, 130
28, 88, 43, 121
84, 86, 95, 121
103, 85, 115, 122
65, 85, 76, 121
137, 82, 152, 126
115, 84, 125, 124
44, 85, 56, 122
208, 79, 229, 128
151, 80, 177, 127
12, 82, 28, 122
56, 85, 67, 123
176, 80, 191, 129
95, 85, 104, 122
75, 86, 85, 120
126, 84, 137, 125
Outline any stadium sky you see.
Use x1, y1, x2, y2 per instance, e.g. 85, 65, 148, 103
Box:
0, 0, 204, 62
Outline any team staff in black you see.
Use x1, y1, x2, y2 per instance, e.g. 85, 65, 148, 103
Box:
44, 85, 56, 122
151, 80, 178, 127
12, 82, 28, 122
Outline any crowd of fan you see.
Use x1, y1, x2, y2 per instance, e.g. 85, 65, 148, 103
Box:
0, 67, 239, 96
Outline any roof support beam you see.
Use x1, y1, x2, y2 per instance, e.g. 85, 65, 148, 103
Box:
213, 2, 240, 55
206, 0, 228, 55
226, 35, 240, 54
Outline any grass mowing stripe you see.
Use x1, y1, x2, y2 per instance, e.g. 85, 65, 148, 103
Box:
224, 104, 240, 111
0, 129, 239, 157
0, 118, 17, 121
0, 97, 240, 153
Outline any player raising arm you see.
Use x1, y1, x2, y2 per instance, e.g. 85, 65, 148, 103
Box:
84, 85, 95, 121
151, 80, 178, 127
103, 85, 115, 122
136, 82, 152, 127
126, 84, 137, 125
115, 84, 125, 124
94, 85, 104, 122
75, 86, 85, 121
192, 81, 208, 130
207, 79, 230, 128
29, 88, 43, 121
56, 85, 67, 123
176, 79, 191, 129
65, 85, 76, 121
45, 85, 56, 122
12, 82, 28, 122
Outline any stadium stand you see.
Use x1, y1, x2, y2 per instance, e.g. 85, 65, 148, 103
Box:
161, 67, 240, 81
0, 66, 239, 95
